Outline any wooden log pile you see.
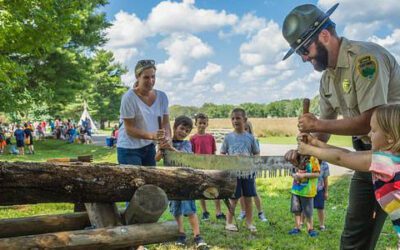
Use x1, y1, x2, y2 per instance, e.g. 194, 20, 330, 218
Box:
0, 161, 236, 205
0, 160, 235, 249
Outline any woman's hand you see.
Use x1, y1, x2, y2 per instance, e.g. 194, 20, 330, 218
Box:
152, 129, 165, 141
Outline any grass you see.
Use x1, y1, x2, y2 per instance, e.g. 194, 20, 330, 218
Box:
0, 139, 396, 249
0, 139, 117, 163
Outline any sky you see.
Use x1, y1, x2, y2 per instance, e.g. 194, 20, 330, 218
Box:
99, 0, 400, 106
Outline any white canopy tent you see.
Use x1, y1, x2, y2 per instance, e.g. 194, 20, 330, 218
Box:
78, 101, 97, 133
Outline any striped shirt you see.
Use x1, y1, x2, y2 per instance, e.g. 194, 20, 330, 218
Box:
370, 151, 400, 240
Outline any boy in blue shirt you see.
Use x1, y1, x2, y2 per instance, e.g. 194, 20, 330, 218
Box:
156, 115, 207, 249
221, 108, 260, 232
14, 124, 25, 155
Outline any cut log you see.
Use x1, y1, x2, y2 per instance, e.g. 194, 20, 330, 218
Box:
0, 212, 91, 238
0, 221, 179, 249
0, 161, 236, 205
124, 184, 168, 225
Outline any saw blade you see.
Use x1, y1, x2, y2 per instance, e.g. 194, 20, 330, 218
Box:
164, 151, 295, 178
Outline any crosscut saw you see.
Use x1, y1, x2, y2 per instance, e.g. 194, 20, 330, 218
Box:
164, 151, 295, 178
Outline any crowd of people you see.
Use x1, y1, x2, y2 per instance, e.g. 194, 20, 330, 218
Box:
0, 117, 95, 155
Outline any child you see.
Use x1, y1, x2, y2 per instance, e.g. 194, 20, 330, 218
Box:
314, 161, 329, 230
14, 124, 25, 155
190, 113, 226, 221
0, 131, 5, 154
221, 108, 259, 232
297, 104, 400, 247
156, 115, 207, 249
24, 123, 34, 154
237, 121, 268, 223
289, 146, 320, 237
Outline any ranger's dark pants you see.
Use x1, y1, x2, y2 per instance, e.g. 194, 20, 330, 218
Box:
340, 137, 387, 250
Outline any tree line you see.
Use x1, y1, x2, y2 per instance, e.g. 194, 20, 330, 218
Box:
169, 96, 320, 119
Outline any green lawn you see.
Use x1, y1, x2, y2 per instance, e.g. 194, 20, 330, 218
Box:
0, 139, 117, 163
0, 139, 396, 249
258, 135, 353, 147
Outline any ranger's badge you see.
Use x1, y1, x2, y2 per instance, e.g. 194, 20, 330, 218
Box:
357, 55, 377, 81
342, 79, 351, 93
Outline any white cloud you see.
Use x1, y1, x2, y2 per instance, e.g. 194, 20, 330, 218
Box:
319, 0, 400, 25
193, 62, 222, 84
157, 33, 213, 79
213, 82, 225, 92
147, 0, 237, 34
109, 48, 138, 66
105, 11, 147, 48
219, 13, 266, 38
318, 0, 400, 40
369, 29, 400, 61
342, 21, 382, 40
239, 20, 288, 66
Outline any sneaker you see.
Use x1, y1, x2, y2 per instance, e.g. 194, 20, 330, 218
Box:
288, 228, 301, 235
175, 234, 186, 246
319, 225, 326, 231
201, 211, 210, 221
247, 224, 257, 232
258, 212, 268, 222
194, 235, 208, 249
237, 211, 246, 220
216, 213, 226, 220
225, 223, 238, 232
308, 229, 318, 237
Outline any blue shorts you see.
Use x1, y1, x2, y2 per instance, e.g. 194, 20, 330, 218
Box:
169, 200, 196, 217
117, 144, 156, 166
314, 189, 326, 209
16, 140, 24, 148
233, 177, 257, 199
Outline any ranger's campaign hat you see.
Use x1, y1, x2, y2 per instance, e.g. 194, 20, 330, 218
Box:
282, 3, 339, 60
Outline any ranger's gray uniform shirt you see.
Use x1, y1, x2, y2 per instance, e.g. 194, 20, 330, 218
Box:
319, 38, 400, 122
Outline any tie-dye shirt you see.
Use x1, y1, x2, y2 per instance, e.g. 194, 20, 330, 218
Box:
291, 156, 320, 198
370, 151, 400, 240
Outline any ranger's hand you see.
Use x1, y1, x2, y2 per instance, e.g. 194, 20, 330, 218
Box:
298, 113, 319, 133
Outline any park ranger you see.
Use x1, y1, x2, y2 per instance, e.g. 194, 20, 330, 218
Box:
282, 3, 400, 250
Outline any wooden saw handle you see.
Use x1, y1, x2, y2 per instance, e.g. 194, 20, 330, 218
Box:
302, 98, 310, 143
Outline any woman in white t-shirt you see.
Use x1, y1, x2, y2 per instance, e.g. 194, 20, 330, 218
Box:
117, 59, 171, 166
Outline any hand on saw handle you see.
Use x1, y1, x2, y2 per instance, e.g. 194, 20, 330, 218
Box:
285, 98, 313, 167
296, 98, 311, 168
298, 112, 319, 133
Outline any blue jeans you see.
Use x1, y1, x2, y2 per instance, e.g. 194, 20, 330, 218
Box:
117, 144, 156, 206
117, 144, 156, 166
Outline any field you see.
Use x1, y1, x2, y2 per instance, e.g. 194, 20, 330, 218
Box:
206, 118, 352, 147
0, 140, 397, 249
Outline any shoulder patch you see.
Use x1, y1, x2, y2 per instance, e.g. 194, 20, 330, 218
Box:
357, 55, 377, 81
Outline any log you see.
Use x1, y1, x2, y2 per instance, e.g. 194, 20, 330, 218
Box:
0, 212, 91, 238
0, 161, 236, 205
124, 184, 168, 225
0, 221, 179, 249
84, 203, 122, 228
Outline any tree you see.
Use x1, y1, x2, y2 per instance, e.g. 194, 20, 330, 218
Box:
84, 50, 127, 129
0, 0, 110, 114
